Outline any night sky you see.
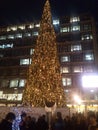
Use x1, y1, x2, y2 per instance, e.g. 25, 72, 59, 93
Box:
0, 0, 98, 26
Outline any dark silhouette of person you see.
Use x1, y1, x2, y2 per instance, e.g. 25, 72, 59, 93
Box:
19, 112, 27, 130
0, 112, 16, 130
36, 115, 49, 130
52, 112, 65, 130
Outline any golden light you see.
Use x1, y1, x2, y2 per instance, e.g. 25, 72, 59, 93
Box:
73, 95, 82, 104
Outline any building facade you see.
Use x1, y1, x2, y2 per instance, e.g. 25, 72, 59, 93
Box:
0, 14, 98, 110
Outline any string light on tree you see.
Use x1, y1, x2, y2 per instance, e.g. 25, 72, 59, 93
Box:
22, 0, 66, 107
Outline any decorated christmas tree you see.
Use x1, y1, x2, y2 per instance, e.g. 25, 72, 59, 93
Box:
22, 0, 66, 107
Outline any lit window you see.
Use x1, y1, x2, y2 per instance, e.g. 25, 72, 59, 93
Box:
81, 34, 93, 40
35, 23, 40, 27
30, 48, 35, 55
8, 35, 14, 39
7, 94, 16, 100
73, 66, 83, 73
60, 27, 69, 33
60, 67, 69, 73
19, 79, 26, 87
10, 79, 18, 88
7, 27, 17, 31
6, 93, 22, 101
53, 19, 59, 25
61, 56, 70, 62
2, 94, 7, 99
0, 91, 3, 99
7, 27, 11, 32
32, 32, 39, 36
70, 16, 80, 23
20, 58, 31, 65
71, 44, 82, 51
24, 33, 31, 37
15, 33, 22, 38
0, 36, 6, 40
17, 94, 23, 100
29, 24, 34, 29
11, 26, 17, 31
0, 44, 13, 49
62, 77, 72, 86
84, 53, 94, 61
0, 45, 4, 49
18, 25, 25, 30
6, 44, 13, 48
71, 25, 80, 31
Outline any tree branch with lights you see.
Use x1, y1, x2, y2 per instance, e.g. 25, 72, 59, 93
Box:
22, 0, 66, 107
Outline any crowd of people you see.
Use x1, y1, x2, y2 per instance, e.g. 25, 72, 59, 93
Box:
0, 111, 98, 130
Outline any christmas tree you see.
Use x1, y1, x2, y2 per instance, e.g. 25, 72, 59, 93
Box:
22, 0, 66, 107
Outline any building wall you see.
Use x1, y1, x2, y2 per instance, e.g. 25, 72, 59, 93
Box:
0, 14, 98, 105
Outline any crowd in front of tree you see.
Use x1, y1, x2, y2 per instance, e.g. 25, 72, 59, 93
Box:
0, 111, 98, 130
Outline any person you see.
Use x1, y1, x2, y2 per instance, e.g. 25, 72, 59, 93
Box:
36, 115, 49, 130
0, 112, 16, 130
19, 112, 27, 130
52, 112, 65, 130
88, 114, 98, 130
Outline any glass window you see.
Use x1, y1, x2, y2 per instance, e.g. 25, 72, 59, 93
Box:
7, 35, 14, 39
62, 77, 72, 86
0, 91, 3, 99
71, 44, 82, 51
35, 23, 40, 27
83, 24, 91, 30
18, 25, 25, 30
19, 79, 26, 87
84, 53, 94, 61
15, 34, 22, 38
6, 93, 22, 101
60, 27, 69, 32
7, 26, 17, 31
20, 58, 31, 65
60, 67, 70, 73
32, 32, 39, 36
84, 66, 94, 72
0, 44, 13, 49
7, 27, 11, 32
9, 79, 18, 88
0, 36, 6, 40
81, 34, 93, 40
29, 24, 34, 29
70, 17, 80, 23
30, 48, 35, 55
0, 44, 4, 49
17, 94, 23, 100
53, 19, 60, 25
2, 94, 8, 99
11, 26, 17, 31
71, 25, 80, 31
73, 66, 83, 73
7, 94, 15, 100
61, 56, 70, 62
24, 33, 31, 37
1, 80, 9, 87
